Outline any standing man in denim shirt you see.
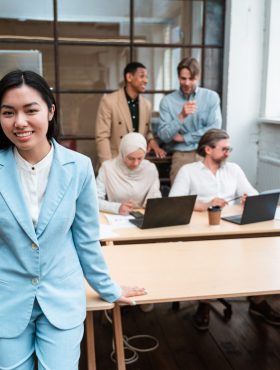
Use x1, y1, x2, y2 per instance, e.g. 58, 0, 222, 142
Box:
157, 57, 222, 184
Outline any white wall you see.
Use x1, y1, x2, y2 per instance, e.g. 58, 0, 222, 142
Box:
261, 0, 280, 118
223, 0, 266, 186
256, 0, 280, 191
257, 121, 280, 191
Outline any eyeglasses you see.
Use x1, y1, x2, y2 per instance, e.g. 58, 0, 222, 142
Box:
212, 146, 233, 153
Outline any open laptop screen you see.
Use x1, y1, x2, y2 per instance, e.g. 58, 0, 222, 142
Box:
222, 192, 279, 225
130, 195, 197, 229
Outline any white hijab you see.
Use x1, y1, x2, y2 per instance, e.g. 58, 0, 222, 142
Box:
102, 132, 161, 206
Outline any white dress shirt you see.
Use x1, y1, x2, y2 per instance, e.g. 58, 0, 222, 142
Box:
169, 161, 258, 202
14, 145, 54, 226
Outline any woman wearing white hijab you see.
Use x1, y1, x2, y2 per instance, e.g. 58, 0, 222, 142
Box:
96, 132, 161, 214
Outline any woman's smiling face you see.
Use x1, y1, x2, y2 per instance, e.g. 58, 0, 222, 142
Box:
0, 84, 54, 162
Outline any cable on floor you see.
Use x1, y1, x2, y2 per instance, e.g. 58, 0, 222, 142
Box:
104, 309, 159, 364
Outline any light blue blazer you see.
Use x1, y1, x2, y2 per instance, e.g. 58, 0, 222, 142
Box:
0, 140, 121, 338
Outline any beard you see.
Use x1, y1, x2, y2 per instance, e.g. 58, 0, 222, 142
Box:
180, 85, 195, 96
213, 157, 227, 166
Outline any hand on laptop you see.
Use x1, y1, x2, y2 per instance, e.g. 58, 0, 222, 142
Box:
119, 201, 134, 215
119, 200, 140, 215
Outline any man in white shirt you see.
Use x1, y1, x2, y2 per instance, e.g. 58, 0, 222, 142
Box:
170, 128, 280, 329
169, 128, 257, 210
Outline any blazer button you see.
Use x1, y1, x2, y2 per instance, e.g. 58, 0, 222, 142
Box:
118, 121, 122, 125
32, 278, 39, 285
31, 243, 38, 250
120, 136, 123, 139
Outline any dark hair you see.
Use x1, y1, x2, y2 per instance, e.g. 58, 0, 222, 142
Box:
123, 62, 146, 82
177, 57, 200, 78
197, 129, 229, 157
0, 70, 59, 149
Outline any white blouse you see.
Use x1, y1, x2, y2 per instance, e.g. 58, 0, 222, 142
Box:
14, 145, 54, 226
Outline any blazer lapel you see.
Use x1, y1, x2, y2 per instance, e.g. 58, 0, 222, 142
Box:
35, 141, 74, 237
138, 95, 151, 135
117, 89, 133, 131
0, 148, 38, 243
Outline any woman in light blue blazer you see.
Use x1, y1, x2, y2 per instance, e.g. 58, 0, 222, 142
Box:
0, 70, 145, 370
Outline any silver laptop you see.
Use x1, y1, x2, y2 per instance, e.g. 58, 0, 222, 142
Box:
222, 192, 279, 225
129, 195, 197, 229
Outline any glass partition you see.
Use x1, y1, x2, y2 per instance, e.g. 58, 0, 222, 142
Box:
0, 0, 225, 160
57, 0, 130, 42
59, 45, 129, 90
134, 0, 204, 45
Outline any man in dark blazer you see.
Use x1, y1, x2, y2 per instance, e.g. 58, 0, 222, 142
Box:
95, 62, 166, 165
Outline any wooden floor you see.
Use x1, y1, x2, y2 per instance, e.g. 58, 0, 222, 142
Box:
80, 296, 280, 370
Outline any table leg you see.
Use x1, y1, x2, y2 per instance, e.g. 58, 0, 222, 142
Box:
112, 305, 126, 370
85, 312, 96, 370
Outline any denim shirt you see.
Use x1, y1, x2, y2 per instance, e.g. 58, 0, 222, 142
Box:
157, 87, 222, 153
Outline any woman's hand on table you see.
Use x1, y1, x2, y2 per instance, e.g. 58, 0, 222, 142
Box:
116, 286, 147, 306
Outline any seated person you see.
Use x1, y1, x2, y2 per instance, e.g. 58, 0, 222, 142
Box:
170, 128, 280, 329
96, 132, 161, 215
170, 128, 257, 210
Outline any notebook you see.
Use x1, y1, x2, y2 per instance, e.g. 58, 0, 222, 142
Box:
129, 195, 197, 229
222, 192, 280, 225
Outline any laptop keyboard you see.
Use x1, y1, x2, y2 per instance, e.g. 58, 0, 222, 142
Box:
224, 215, 242, 223
129, 217, 144, 228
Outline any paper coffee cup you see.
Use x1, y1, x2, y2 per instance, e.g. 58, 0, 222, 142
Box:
208, 206, 221, 225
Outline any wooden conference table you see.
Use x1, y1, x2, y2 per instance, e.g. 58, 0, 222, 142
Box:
100, 204, 280, 245
86, 205, 280, 368
101, 237, 280, 369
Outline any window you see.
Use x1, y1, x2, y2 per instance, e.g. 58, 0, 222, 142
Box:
0, 0, 225, 161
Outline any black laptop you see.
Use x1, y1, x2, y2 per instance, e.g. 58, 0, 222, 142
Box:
222, 192, 279, 225
129, 195, 197, 229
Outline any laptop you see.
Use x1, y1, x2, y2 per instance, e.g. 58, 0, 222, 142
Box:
129, 195, 197, 229
222, 192, 280, 225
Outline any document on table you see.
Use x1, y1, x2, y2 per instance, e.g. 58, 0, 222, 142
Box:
275, 208, 280, 220
104, 214, 137, 228
99, 224, 118, 239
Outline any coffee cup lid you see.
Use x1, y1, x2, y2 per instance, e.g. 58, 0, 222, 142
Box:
208, 206, 221, 212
